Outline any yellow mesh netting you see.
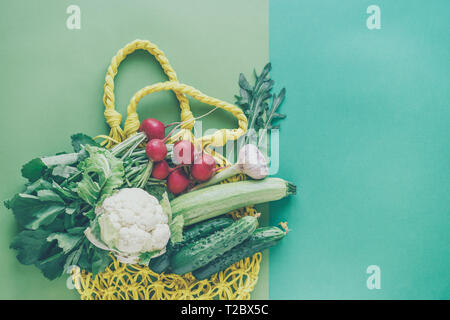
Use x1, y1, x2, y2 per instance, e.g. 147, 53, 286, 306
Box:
72, 39, 261, 300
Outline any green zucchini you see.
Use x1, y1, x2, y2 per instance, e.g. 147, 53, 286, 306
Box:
171, 178, 296, 226
149, 217, 234, 273
171, 215, 258, 275
192, 226, 286, 280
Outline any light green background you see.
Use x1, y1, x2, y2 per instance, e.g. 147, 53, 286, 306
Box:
0, 0, 269, 299
269, 0, 449, 299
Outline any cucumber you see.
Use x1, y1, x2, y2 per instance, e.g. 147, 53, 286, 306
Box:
177, 216, 234, 248
148, 244, 173, 273
149, 217, 233, 273
171, 215, 258, 275
192, 226, 286, 280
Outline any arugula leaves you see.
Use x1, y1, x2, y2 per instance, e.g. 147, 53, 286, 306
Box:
235, 63, 287, 147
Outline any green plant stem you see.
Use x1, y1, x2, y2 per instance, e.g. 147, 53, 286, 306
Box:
190, 165, 241, 191
110, 132, 146, 157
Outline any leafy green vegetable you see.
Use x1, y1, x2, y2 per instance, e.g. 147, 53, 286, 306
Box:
21, 158, 48, 182
76, 145, 124, 206
71, 133, 100, 153
21, 153, 80, 182
64, 245, 84, 271
52, 165, 79, 179
138, 250, 164, 266
36, 189, 65, 204
51, 181, 78, 201
160, 192, 172, 222
35, 250, 67, 280
235, 63, 286, 147
10, 229, 68, 280
160, 191, 183, 244
89, 248, 113, 276
6, 134, 116, 280
47, 232, 84, 254
169, 215, 184, 245
145, 182, 172, 201
24, 179, 53, 195
10, 229, 51, 265
5, 132, 164, 280
7, 193, 66, 230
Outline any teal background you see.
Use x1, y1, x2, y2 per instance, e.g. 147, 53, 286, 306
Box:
0, 0, 269, 299
269, 0, 450, 299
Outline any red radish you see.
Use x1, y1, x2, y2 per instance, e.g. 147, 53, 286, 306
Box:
151, 160, 170, 180
172, 140, 195, 165
144, 108, 222, 163
139, 118, 165, 140
191, 153, 217, 181
146, 139, 167, 161
167, 169, 190, 194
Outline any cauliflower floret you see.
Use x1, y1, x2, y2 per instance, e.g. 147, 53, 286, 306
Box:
95, 188, 170, 256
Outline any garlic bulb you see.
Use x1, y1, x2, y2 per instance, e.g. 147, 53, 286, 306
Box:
191, 144, 269, 190
237, 144, 269, 179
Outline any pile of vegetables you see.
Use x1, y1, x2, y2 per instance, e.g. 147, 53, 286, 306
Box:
5, 63, 293, 282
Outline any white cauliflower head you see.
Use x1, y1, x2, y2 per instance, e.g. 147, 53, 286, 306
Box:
94, 188, 171, 259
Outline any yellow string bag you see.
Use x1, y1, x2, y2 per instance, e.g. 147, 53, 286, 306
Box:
73, 39, 262, 300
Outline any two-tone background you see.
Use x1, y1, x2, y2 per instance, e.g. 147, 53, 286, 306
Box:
0, 0, 448, 299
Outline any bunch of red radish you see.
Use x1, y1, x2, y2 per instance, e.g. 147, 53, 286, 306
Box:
140, 118, 219, 195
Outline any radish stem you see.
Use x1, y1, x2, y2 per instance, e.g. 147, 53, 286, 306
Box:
190, 164, 241, 190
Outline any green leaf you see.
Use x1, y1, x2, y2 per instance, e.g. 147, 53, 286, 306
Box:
71, 133, 100, 153
160, 192, 172, 222
90, 249, 112, 276
25, 179, 54, 195
145, 183, 170, 202
83, 208, 96, 220
65, 204, 78, 215
169, 215, 184, 245
238, 73, 252, 92
10, 229, 51, 265
138, 250, 163, 266
21, 153, 80, 182
52, 181, 78, 201
67, 226, 86, 234
21, 158, 47, 182
35, 250, 67, 280
52, 165, 79, 179
36, 189, 65, 204
3, 199, 11, 209
76, 145, 124, 206
74, 242, 92, 271
64, 245, 84, 271
8, 193, 66, 230
75, 176, 100, 206
47, 232, 83, 254
235, 63, 287, 148
10, 229, 73, 280
41, 153, 79, 167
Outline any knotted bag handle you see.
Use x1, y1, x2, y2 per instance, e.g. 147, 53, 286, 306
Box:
102, 39, 247, 149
